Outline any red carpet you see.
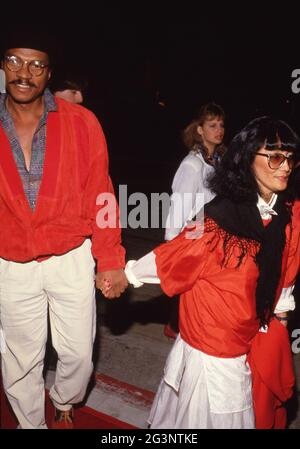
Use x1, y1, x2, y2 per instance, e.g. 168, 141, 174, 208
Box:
0, 381, 136, 429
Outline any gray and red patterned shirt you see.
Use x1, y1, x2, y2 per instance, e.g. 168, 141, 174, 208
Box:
0, 89, 57, 210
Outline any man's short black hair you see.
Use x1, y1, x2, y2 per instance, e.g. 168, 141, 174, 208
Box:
50, 74, 87, 94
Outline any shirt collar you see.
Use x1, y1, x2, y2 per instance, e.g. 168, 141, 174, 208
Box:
43, 88, 58, 112
257, 193, 278, 219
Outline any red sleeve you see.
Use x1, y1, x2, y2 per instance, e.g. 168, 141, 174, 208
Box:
248, 318, 295, 428
82, 112, 125, 272
154, 224, 210, 297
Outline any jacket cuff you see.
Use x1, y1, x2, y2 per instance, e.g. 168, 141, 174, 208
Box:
96, 255, 125, 273
125, 260, 144, 288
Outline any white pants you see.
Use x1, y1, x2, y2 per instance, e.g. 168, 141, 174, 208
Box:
0, 240, 96, 429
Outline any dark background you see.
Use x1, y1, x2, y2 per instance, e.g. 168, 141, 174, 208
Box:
2, 2, 300, 195
53, 2, 300, 195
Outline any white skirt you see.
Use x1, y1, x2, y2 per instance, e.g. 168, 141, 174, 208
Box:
148, 335, 255, 429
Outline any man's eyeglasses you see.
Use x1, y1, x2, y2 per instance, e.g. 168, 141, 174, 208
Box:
4, 55, 49, 77
254, 152, 295, 170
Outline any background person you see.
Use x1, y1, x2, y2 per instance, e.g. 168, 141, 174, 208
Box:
51, 76, 85, 104
164, 102, 226, 338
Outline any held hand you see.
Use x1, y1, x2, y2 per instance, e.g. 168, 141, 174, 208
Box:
96, 269, 128, 299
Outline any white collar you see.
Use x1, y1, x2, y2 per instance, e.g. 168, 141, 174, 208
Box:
257, 193, 278, 219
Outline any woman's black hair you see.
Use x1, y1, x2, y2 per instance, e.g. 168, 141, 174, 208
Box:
209, 116, 300, 202
206, 116, 300, 325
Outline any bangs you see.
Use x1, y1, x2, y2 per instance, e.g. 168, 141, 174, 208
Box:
205, 113, 224, 122
263, 121, 300, 153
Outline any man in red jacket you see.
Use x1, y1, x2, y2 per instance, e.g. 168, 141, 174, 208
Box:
0, 32, 127, 429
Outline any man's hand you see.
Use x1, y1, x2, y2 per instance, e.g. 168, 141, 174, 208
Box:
96, 269, 128, 299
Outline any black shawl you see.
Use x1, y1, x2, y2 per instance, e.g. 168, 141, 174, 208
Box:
204, 195, 292, 325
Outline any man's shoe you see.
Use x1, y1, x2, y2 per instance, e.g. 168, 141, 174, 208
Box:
52, 407, 74, 429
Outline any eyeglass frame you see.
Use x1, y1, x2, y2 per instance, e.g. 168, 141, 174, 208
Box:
254, 152, 295, 170
4, 54, 50, 77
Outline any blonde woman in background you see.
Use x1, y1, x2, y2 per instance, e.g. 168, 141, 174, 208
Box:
164, 102, 226, 338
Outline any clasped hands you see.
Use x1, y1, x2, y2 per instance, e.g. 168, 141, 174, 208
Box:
96, 269, 128, 299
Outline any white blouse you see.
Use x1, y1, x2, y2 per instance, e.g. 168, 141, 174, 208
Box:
164, 151, 215, 241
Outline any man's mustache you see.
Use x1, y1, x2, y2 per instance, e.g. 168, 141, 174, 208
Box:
9, 80, 37, 88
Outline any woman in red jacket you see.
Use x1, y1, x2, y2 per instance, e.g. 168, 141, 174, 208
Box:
124, 116, 300, 429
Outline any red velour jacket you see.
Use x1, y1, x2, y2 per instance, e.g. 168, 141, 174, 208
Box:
0, 97, 125, 272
